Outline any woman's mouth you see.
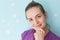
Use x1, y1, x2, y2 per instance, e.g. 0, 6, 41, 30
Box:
36, 24, 42, 27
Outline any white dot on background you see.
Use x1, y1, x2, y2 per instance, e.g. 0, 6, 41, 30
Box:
12, 14, 17, 18
54, 14, 58, 17
16, 19, 20, 23
5, 30, 11, 35
1, 19, 6, 23
11, 2, 16, 7
0, 30, 2, 36
7, 23, 10, 26
0, 30, 1, 33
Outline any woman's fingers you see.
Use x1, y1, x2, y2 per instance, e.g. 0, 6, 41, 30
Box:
32, 27, 45, 34
39, 28, 45, 34
33, 27, 46, 40
34, 30, 45, 40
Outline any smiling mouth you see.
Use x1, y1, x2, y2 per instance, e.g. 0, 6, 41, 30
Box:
36, 24, 42, 27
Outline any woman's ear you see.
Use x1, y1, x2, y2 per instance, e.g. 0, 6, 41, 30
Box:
44, 13, 47, 18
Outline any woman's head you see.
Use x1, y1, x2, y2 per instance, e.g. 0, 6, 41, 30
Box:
25, 1, 47, 30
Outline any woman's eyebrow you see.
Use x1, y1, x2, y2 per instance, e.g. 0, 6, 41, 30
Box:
36, 13, 42, 16
27, 13, 42, 19
26, 16, 31, 19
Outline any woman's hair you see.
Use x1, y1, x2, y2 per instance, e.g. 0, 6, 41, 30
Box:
25, 1, 45, 13
25, 1, 46, 19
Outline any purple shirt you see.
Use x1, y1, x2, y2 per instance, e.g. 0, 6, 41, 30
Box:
22, 29, 60, 40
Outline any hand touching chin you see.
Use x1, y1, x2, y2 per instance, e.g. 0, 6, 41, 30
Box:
33, 27, 46, 40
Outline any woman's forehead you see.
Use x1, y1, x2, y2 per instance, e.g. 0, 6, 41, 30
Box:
26, 12, 42, 19
26, 7, 43, 18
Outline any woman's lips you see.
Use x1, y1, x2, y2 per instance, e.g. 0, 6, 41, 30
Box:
36, 24, 42, 27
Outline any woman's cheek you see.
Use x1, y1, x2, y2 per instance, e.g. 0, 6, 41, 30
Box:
31, 23, 34, 27
31, 23, 35, 29
29, 22, 34, 27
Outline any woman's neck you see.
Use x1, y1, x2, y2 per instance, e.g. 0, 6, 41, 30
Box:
43, 27, 49, 36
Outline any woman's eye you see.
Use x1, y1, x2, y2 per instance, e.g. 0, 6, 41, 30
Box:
37, 15, 41, 18
29, 19, 33, 21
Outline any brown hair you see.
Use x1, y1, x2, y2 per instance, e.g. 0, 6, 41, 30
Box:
25, 1, 46, 19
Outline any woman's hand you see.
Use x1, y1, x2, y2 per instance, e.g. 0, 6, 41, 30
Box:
34, 28, 46, 40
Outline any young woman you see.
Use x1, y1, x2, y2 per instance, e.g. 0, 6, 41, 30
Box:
21, 1, 60, 40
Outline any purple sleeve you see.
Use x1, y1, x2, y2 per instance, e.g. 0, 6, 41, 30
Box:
21, 29, 34, 40
21, 30, 29, 40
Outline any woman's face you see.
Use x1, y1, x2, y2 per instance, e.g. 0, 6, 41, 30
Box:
26, 7, 46, 30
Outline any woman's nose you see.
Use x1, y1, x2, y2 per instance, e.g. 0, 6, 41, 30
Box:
34, 19, 39, 25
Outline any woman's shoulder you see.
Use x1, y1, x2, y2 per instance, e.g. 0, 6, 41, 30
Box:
46, 30, 60, 40
21, 29, 34, 37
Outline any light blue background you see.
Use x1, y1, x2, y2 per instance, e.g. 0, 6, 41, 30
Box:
0, 0, 60, 40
